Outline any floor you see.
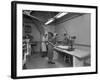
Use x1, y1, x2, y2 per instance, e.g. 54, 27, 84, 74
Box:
24, 52, 72, 69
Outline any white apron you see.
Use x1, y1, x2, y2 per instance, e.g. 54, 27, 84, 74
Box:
41, 36, 47, 52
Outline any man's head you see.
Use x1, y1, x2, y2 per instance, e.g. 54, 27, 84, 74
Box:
48, 32, 53, 38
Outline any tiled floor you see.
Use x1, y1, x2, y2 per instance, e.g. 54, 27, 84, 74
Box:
24, 53, 72, 69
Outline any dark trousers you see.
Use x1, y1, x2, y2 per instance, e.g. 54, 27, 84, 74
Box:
47, 44, 54, 61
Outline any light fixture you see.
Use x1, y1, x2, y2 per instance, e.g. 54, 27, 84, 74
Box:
45, 12, 68, 25
45, 18, 54, 25
55, 12, 68, 18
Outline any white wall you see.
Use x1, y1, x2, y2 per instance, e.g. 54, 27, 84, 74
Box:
30, 23, 41, 52
55, 14, 91, 45
23, 23, 41, 52
45, 24, 55, 33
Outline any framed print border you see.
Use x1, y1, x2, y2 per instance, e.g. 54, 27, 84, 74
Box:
11, 1, 98, 79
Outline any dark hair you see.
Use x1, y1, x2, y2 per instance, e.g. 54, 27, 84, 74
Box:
48, 32, 53, 37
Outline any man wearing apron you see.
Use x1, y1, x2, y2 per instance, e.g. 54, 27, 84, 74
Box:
47, 32, 55, 64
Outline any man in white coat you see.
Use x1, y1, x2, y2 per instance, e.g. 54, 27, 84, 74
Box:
41, 34, 47, 57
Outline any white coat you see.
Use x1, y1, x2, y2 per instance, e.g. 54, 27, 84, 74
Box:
41, 36, 47, 52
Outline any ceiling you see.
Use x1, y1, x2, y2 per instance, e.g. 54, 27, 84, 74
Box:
30, 11, 58, 23
23, 10, 85, 35
23, 10, 84, 25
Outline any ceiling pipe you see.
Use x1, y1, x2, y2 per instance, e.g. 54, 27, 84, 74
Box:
23, 11, 44, 23
23, 11, 45, 35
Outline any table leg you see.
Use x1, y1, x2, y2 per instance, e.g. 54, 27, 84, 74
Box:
73, 56, 84, 67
